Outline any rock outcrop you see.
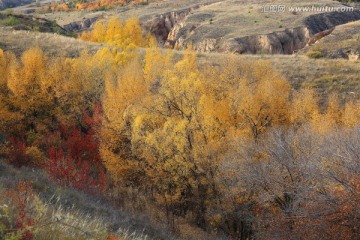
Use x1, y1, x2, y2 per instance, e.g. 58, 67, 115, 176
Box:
56, 0, 360, 56
144, 4, 360, 55
63, 17, 100, 33
303, 15, 360, 60
143, 6, 203, 45
220, 27, 311, 54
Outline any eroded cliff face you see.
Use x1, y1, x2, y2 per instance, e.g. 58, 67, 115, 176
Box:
142, 3, 212, 46
63, 17, 100, 33
145, 7, 360, 55
144, 9, 192, 45
58, 0, 360, 55
218, 27, 311, 54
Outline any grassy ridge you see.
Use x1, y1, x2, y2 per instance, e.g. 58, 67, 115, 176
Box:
0, 13, 73, 37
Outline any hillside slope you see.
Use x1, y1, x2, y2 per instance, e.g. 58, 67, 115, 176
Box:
134, 0, 360, 54
10, 0, 360, 55
0, 2, 359, 239
0, 0, 34, 10
0, 161, 174, 240
0, 24, 358, 101
0, 13, 72, 36
0, 27, 101, 56
302, 20, 360, 60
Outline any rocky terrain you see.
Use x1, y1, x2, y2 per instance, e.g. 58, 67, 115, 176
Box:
1, 0, 358, 94
6, 0, 360, 55
135, 0, 360, 54
136, 0, 360, 54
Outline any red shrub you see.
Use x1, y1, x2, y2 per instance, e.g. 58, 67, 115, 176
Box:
106, 235, 118, 240
47, 147, 107, 193
5, 180, 36, 240
8, 137, 27, 167
47, 106, 108, 194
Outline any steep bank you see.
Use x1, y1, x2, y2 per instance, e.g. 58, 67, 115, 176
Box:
302, 20, 360, 60
146, 8, 360, 54
14, 0, 360, 55
62, 15, 101, 33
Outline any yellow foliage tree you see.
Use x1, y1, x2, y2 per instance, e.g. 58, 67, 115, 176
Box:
130, 48, 234, 226
342, 100, 360, 127
230, 61, 291, 139
290, 88, 320, 127
314, 93, 344, 133
80, 17, 151, 49
100, 57, 149, 185
0, 49, 6, 82
5, 48, 57, 134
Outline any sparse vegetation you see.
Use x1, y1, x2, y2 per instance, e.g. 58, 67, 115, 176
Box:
0, 13, 73, 36
304, 21, 360, 60
0, 163, 154, 240
0, 16, 20, 25
306, 48, 324, 58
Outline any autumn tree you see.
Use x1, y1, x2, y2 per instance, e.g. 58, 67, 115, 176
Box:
222, 61, 290, 140
100, 56, 149, 187
4, 48, 59, 144
130, 48, 235, 227
342, 99, 360, 127
0, 49, 6, 80
0, 39, 359, 239
80, 17, 152, 49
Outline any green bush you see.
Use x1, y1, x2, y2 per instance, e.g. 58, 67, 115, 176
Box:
0, 16, 20, 26
306, 49, 324, 59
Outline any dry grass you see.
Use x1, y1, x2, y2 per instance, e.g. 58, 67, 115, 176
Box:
1, 24, 357, 103
0, 27, 102, 56
198, 52, 360, 103
303, 20, 360, 59
0, 162, 175, 240
15, 0, 353, 37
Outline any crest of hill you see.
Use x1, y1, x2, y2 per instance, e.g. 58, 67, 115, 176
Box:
0, 13, 73, 36
29, 0, 360, 54
0, 0, 34, 10
0, 27, 101, 57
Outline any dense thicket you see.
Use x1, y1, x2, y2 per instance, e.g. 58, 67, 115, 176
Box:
0, 17, 359, 240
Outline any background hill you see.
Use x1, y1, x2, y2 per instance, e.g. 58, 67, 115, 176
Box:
0, 0, 35, 10
19, 0, 360, 55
